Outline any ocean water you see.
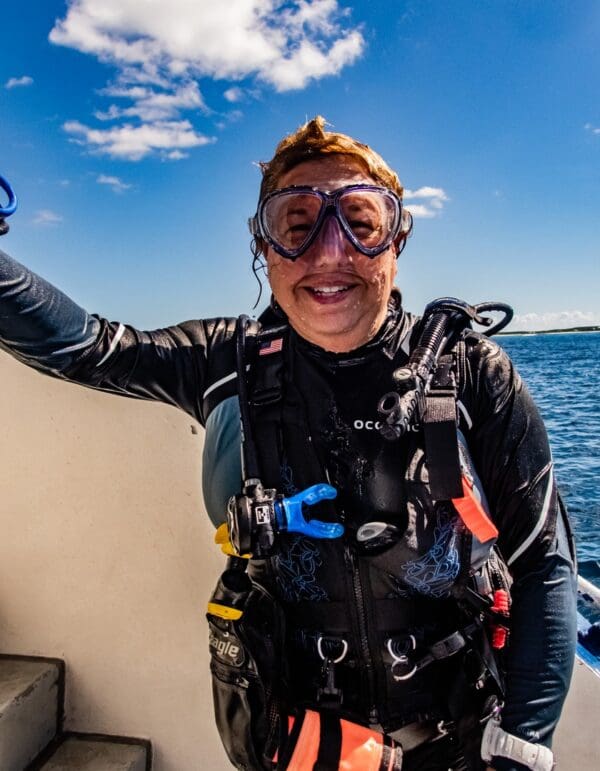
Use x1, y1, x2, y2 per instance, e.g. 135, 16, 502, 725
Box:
498, 332, 600, 581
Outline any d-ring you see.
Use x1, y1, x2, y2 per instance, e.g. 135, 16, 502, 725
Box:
317, 636, 348, 664
386, 635, 416, 658
386, 636, 417, 681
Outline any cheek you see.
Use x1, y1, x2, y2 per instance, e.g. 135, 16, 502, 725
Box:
266, 254, 297, 298
365, 255, 397, 294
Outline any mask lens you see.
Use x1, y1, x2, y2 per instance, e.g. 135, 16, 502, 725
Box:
261, 190, 323, 256
339, 188, 400, 252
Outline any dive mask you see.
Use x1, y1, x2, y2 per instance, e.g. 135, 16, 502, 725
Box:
249, 184, 404, 260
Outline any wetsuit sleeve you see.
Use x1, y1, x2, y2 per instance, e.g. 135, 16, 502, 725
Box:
0, 248, 238, 425
461, 335, 577, 769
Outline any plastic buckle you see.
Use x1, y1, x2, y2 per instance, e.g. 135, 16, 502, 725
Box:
429, 630, 467, 660
316, 635, 348, 704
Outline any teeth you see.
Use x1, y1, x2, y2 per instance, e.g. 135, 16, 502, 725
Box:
312, 285, 348, 294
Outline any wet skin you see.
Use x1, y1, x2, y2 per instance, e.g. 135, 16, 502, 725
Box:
265, 156, 400, 353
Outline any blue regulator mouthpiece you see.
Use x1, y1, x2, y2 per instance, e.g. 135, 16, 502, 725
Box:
227, 480, 344, 558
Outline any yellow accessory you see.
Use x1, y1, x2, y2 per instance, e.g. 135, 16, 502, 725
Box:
214, 523, 252, 558
207, 601, 244, 621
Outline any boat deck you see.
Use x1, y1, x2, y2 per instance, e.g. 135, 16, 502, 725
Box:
554, 656, 599, 769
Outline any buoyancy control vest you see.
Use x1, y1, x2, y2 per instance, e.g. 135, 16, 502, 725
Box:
235, 300, 512, 732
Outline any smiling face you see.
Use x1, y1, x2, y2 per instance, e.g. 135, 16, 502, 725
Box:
265, 156, 399, 352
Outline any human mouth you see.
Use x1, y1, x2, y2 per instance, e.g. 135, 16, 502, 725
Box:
304, 284, 355, 304
309, 285, 351, 296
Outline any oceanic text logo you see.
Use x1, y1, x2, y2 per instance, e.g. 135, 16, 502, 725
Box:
353, 419, 382, 430
353, 419, 420, 432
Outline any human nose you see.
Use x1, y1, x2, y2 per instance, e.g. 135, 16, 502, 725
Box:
305, 214, 353, 265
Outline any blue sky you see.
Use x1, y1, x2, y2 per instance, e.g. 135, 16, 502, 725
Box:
1, 0, 598, 331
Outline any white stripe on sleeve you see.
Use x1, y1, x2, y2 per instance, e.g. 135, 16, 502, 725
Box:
95, 323, 126, 367
507, 468, 554, 566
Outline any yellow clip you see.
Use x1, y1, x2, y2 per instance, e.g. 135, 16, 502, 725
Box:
214, 523, 251, 558
207, 601, 243, 621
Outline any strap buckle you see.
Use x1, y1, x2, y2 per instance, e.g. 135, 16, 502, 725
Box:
316, 636, 348, 705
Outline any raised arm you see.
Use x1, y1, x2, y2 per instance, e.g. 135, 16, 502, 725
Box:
0, 248, 238, 425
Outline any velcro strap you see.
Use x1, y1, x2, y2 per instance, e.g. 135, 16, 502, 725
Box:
423, 390, 463, 500
481, 718, 555, 771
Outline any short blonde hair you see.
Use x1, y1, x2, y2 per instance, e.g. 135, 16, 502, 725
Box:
258, 116, 403, 200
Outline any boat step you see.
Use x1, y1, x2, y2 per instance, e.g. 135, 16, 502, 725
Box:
0, 656, 63, 771
33, 735, 150, 770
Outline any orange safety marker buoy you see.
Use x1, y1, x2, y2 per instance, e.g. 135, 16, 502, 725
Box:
452, 474, 499, 543
279, 710, 402, 771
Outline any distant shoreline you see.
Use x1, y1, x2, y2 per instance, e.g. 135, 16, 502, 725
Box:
499, 326, 600, 336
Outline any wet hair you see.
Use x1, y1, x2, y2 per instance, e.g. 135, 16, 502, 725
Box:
258, 116, 404, 200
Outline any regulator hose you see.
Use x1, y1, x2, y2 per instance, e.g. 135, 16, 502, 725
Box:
377, 297, 513, 440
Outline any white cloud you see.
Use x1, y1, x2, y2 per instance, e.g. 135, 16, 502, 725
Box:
50, 0, 363, 87
64, 119, 214, 160
584, 122, 600, 135
224, 87, 244, 103
5, 75, 34, 89
404, 186, 448, 200
404, 186, 449, 218
33, 210, 63, 225
510, 310, 600, 332
97, 173, 132, 193
96, 81, 206, 122
48, 1, 364, 160
165, 149, 188, 160
265, 30, 364, 91
404, 203, 436, 219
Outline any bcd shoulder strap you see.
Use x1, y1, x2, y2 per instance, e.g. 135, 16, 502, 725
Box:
249, 323, 289, 407
422, 350, 463, 500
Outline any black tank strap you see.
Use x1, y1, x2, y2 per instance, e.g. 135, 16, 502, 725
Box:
314, 713, 342, 770
422, 354, 463, 500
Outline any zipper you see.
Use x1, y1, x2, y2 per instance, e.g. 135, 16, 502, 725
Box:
344, 543, 379, 722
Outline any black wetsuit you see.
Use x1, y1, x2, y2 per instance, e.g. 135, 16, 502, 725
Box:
0, 249, 577, 771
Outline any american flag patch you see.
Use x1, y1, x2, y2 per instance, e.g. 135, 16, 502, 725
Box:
259, 337, 283, 356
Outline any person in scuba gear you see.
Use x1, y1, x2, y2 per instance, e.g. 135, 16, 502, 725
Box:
0, 117, 576, 771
